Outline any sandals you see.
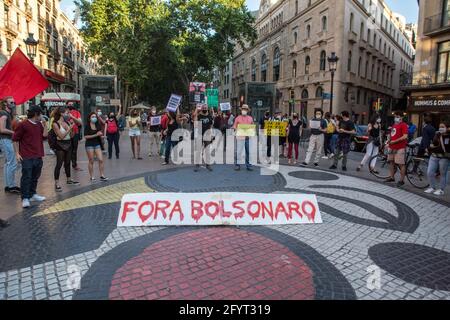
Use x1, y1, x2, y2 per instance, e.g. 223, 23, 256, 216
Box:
55, 185, 62, 192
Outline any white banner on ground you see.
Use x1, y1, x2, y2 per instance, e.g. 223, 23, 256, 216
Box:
118, 192, 322, 227
166, 94, 182, 112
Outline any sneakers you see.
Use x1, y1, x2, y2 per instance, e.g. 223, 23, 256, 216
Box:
31, 194, 46, 202
314, 163, 319, 167
67, 180, 80, 186
321, 156, 329, 159
396, 181, 405, 188
433, 189, 444, 196
206, 165, 213, 172
194, 165, 200, 172
246, 166, 253, 171
5, 187, 21, 194
161, 161, 169, 165
301, 162, 308, 166
384, 177, 395, 183
234, 165, 241, 171
100, 176, 109, 182
424, 188, 435, 194
22, 199, 31, 208
329, 165, 337, 170
342, 167, 347, 172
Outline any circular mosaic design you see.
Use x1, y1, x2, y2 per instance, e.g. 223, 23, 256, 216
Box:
288, 171, 340, 181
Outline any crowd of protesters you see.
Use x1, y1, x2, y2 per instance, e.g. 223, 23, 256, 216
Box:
0, 96, 449, 229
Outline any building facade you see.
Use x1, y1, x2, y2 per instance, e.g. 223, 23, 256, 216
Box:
403, 0, 450, 131
212, 60, 233, 104
0, 0, 97, 99
232, 0, 415, 123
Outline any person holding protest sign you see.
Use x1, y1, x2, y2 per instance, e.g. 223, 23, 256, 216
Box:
148, 107, 161, 157
233, 105, 254, 171
128, 109, 142, 160
162, 110, 185, 166
302, 109, 327, 167
193, 104, 214, 172
287, 113, 303, 165
330, 111, 356, 172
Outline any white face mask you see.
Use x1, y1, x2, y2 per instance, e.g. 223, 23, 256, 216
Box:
242, 110, 248, 116
377, 119, 381, 123
439, 128, 447, 134
394, 117, 401, 124
315, 114, 322, 119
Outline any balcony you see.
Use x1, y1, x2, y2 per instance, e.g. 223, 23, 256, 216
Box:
316, 31, 327, 44
344, 72, 357, 85
38, 41, 49, 53
289, 44, 300, 55
302, 39, 312, 50
348, 31, 358, 44
46, 0, 52, 10
5, 21, 19, 36
358, 39, 367, 51
424, 11, 450, 36
400, 71, 450, 90
46, 21, 53, 33
63, 57, 75, 69
25, 4, 33, 21
38, 15, 45, 26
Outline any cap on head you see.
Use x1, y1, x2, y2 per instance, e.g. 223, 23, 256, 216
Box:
241, 104, 250, 111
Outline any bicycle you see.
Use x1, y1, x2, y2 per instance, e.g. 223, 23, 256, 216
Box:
369, 142, 430, 189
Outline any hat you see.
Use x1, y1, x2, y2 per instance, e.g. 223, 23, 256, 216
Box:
241, 104, 250, 111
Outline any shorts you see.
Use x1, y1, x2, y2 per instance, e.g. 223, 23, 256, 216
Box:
387, 148, 406, 165
85, 145, 102, 151
129, 129, 141, 137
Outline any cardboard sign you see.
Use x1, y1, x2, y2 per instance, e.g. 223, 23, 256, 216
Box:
264, 121, 288, 137
220, 102, 231, 111
166, 94, 182, 112
118, 192, 322, 227
189, 82, 206, 104
150, 116, 161, 126
309, 120, 322, 129
236, 124, 256, 137
206, 88, 219, 108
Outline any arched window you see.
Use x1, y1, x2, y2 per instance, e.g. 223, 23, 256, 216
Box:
273, 47, 281, 81
322, 16, 327, 31
306, 25, 311, 38
292, 60, 297, 78
347, 51, 352, 72
360, 22, 364, 39
295, 0, 298, 14
251, 59, 256, 81
320, 51, 326, 71
358, 57, 362, 76
294, 32, 297, 44
350, 13, 354, 32
261, 53, 267, 82
365, 61, 369, 78
305, 56, 310, 74
316, 87, 324, 98
302, 89, 309, 99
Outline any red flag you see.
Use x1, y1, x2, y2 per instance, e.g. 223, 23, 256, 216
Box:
0, 48, 49, 104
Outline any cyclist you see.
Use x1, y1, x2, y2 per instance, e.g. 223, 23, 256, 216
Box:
425, 122, 450, 196
385, 111, 409, 187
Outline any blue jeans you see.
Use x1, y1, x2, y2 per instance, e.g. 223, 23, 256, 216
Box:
0, 138, 18, 188
164, 136, 176, 163
235, 138, 251, 168
330, 134, 338, 154
21, 158, 43, 200
427, 156, 449, 190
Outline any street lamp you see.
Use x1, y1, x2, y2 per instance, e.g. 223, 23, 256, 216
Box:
327, 52, 339, 115
24, 33, 39, 63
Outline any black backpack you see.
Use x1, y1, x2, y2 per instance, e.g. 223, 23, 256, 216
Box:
47, 122, 60, 150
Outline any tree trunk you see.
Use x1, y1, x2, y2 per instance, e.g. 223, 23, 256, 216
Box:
124, 83, 130, 115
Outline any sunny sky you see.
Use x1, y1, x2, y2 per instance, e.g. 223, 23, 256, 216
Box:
60, 0, 419, 23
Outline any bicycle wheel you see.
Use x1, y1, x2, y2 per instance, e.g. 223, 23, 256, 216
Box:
369, 154, 391, 179
406, 158, 430, 189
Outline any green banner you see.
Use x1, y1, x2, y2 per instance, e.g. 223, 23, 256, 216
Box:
206, 88, 219, 108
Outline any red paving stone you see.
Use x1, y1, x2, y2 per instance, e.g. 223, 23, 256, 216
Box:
108, 228, 315, 300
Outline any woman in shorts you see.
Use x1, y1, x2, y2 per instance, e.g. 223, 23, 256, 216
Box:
128, 109, 142, 159
84, 112, 108, 182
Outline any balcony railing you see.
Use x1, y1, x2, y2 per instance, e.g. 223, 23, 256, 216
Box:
400, 71, 450, 88
424, 11, 450, 35
25, 4, 33, 18
63, 57, 75, 69
5, 20, 19, 35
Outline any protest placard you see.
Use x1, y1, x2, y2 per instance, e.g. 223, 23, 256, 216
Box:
236, 124, 257, 137
118, 192, 322, 227
264, 121, 288, 137
220, 102, 231, 111
166, 94, 182, 112
150, 116, 161, 126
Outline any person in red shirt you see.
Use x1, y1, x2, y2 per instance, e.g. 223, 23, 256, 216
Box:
12, 106, 48, 208
385, 111, 409, 187
68, 104, 83, 171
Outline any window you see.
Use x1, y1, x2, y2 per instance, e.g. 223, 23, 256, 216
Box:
306, 25, 311, 38
442, 0, 450, 28
320, 51, 326, 71
348, 51, 352, 72
358, 57, 362, 76
437, 41, 450, 83
360, 22, 364, 39
350, 13, 354, 32
294, 32, 297, 44
251, 59, 256, 81
261, 54, 267, 82
305, 56, 310, 74
273, 47, 281, 81
295, 0, 298, 15
293, 60, 297, 78
302, 89, 309, 99
316, 87, 324, 98
322, 16, 327, 31
365, 61, 369, 78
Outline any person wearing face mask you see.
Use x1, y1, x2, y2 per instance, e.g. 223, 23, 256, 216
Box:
193, 104, 214, 172
260, 111, 272, 158
233, 105, 254, 171
384, 111, 409, 187
106, 112, 120, 159
96, 108, 107, 154
0, 97, 20, 194
148, 107, 161, 157
52, 107, 79, 192
330, 111, 356, 171
84, 112, 108, 182
12, 106, 48, 208
357, 116, 382, 172
128, 109, 142, 160
68, 104, 83, 171
303, 109, 327, 167
419, 116, 436, 157
425, 122, 450, 196
287, 113, 303, 165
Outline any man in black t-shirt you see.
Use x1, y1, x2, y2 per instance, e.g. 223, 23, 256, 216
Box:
330, 110, 356, 171
193, 104, 213, 172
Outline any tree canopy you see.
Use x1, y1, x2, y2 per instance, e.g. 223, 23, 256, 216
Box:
75, 0, 256, 109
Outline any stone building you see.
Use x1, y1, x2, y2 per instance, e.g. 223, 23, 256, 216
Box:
232, 0, 415, 123
0, 0, 97, 96
403, 0, 450, 131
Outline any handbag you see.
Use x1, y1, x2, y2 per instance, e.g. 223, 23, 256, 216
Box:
56, 140, 71, 152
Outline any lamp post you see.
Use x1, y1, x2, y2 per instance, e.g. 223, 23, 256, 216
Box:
327, 52, 339, 115
24, 33, 38, 63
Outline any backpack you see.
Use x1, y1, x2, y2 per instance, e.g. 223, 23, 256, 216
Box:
326, 120, 335, 134
107, 119, 118, 134
48, 123, 59, 151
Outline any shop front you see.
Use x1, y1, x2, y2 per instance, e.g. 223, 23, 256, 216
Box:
43, 69, 65, 92
408, 93, 450, 134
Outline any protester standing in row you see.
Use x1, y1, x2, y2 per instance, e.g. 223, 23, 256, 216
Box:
419, 116, 436, 157
303, 109, 327, 167
148, 107, 161, 157
12, 106, 48, 208
287, 113, 302, 165
357, 116, 382, 173
106, 112, 120, 159
162, 111, 184, 165
234, 105, 254, 171
330, 111, 356, 171
260, 111, 272, 158
323, 112, 335, 159
193, 104, 214, 172
425, 122, 450, 196
128, 109, 142, 160
84, 112, 108, 182
52, 107, 80, 192
384, 111, 409, 187
96, 108, 107, 154
0, 97, 20, 194
69, 104, 83, 171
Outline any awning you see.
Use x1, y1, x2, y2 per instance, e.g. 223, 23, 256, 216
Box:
41, 92, 80, 107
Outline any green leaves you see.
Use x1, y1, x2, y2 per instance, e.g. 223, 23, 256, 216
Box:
77, 0, 256, 105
